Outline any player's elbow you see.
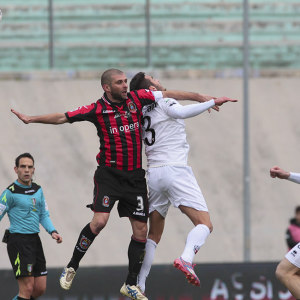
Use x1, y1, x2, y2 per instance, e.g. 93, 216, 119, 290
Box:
56, 114, 68, 124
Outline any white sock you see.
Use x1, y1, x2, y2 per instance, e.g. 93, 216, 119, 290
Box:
181, 224, 210, 263
137, 238, 157, 293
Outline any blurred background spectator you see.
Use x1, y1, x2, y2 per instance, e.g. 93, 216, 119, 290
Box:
286, 206, 300, 250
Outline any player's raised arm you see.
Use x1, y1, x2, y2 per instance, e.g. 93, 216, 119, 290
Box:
162, 90, 212, 103
214, 96, 238, 105
270, 166, 290, 179
161, 90, 220, 112
11, 109, 68, 124
270, 166, 300, 184
163, 96, 238, 119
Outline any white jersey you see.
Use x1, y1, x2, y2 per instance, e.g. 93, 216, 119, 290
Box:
288, 172, 300, 184
285, 172, 300, 267
142, 98, 215, 167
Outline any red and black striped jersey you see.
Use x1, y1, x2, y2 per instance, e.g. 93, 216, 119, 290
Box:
65, 89, 162, 171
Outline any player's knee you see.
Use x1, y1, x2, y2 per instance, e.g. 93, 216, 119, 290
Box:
94, 221, 107, 233
275, 265, 284, 282
275, 263, 287, 282
132, 222, 147, 240
141, 225, 148, 238
91, 219, 107, 234
148, 232, 162, 244
205, 221, 214, 233
201, 220, 213, 233
137, 226, 148, 240
194, 221, 213, 233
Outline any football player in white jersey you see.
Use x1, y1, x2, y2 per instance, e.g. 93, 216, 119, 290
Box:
130, 72, 237, 292
270, 166, 300, 298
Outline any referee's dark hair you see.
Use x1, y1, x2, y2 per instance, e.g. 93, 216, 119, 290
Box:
15, 153, 34, 167
101, 68, 124, 87
130, 72, 152, 91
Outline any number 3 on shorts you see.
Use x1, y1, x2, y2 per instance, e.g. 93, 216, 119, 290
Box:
136, 196, 144, 211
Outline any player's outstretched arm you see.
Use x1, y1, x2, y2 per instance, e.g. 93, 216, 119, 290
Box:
162, 90, 219, 111
162, 90, 212, 103
270, 166, 290, 179
165, 96, 237, 119
270, 166, 300, 184
11, 109, 68, 124
214, 96, 238, 106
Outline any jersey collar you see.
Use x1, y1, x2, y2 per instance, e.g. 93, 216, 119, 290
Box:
14, 180, 32, 189
102, 93, 126, 108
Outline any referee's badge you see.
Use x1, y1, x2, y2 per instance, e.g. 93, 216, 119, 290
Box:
127, 101, 137, 113
31, 198, 37, 212
27, 264, 33, 273
102, 195, 110, 208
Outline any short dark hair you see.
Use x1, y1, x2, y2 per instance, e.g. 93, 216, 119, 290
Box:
295, 206, 300, 214
130, 72, 152, 91
101, 68, 124, 86
15, 153, 34, 167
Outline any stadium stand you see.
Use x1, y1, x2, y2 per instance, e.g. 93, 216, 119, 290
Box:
0, 0, 300, 71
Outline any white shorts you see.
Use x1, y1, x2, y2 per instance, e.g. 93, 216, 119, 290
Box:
285, 242, 300, 268
147, 165, 208, 218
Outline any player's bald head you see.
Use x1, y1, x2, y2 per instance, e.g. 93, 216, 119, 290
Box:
101, 69, 125, 87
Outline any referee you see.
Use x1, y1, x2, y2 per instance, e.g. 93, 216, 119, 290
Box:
11, 68, 215, 300
0, 153, 62, 300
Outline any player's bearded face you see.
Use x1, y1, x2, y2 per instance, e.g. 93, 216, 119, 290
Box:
109, 74, 128, 101
111, 88, 126, 101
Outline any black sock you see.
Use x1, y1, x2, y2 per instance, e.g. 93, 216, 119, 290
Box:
67, 223, 97, 270
126, 237, 146, 286
17, 297, 30, 300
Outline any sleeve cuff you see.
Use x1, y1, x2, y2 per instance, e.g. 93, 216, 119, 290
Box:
197, 99, 215, 110
152, 91, 163, 100
207, 99, 216, 107
64, 112, 72, 123
288, 172, 300, 184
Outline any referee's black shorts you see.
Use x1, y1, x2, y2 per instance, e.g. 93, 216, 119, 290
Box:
7, 233, 47, 279
92, 166, 148, 222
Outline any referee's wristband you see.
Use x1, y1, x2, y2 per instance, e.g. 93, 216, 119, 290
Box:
51, 230, 58, 234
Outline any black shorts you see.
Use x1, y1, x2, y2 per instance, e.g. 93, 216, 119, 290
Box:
92, 166, 148, 222
7, 233, 47, 279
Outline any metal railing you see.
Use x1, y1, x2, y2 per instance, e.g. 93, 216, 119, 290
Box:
47, 0, 153, 69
